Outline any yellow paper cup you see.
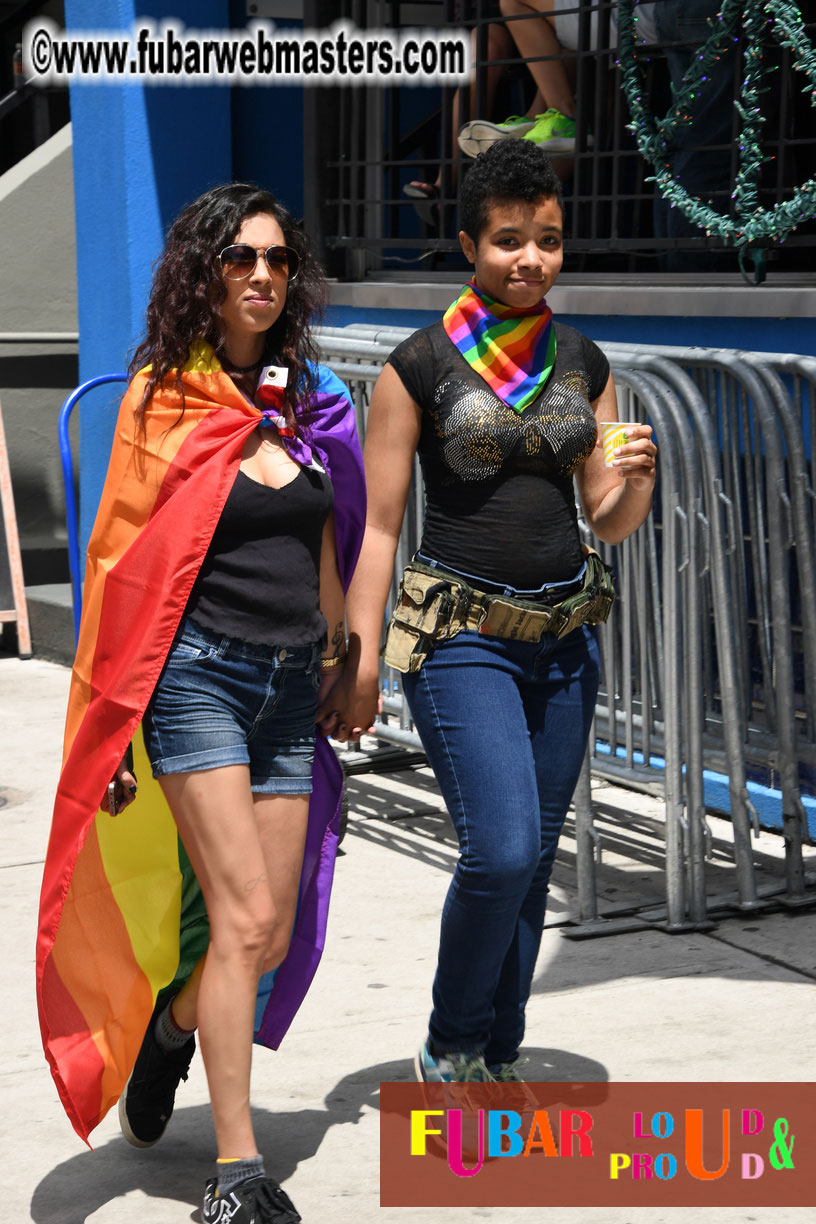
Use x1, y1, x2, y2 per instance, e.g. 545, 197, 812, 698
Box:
599, 421, 638, 467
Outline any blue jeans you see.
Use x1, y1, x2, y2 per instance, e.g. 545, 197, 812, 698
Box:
403, 624, 600, 1066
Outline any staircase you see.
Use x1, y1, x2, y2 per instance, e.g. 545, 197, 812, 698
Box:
0, 1, 76, 662
0, 0, 69, 177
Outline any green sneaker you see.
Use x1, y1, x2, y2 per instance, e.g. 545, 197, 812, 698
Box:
522, 108, 584, 154
457, 114, 538, 158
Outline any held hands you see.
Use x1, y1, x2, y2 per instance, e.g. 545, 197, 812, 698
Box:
315, 665, 380, 743
314, 666, 347, 738
598, 423, 657, 489
99, 749, 138, 816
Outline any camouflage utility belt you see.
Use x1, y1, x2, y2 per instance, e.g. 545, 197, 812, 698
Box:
382, 552, 616, 674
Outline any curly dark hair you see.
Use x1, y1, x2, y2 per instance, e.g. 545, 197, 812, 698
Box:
458, 142, 564, 243
129, 182, 327, 427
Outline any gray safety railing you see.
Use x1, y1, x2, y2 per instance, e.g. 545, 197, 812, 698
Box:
577, 364, 712, 933
316, 325, 816, 931
595, 354, 762, 925
602, 343, 816, 915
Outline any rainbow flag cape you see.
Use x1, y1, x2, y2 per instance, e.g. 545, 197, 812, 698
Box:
36, 342, 365, 1143
442, 280, 557, 412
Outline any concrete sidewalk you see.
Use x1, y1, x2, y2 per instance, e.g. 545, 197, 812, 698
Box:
2, 653, 814, 1224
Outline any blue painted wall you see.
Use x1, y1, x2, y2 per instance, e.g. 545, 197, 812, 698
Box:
69, 0, 309, 551
328, 305, 440, 330
563, 314, 816, 358
231, 70, 304, 221
67, 0, 232, 552
326, 303, 816, 360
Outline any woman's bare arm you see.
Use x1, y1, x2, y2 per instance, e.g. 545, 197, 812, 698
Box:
317, 363, 421, 739
576, 374, 657, 545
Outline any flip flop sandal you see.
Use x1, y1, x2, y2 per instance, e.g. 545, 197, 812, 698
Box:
403, 182, 439, 226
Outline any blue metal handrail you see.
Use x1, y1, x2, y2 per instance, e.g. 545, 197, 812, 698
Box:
58, 374, 128, 643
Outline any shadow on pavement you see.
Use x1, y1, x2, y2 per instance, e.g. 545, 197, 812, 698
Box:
344, 771, 816, 997
30, 1050, 607, 1223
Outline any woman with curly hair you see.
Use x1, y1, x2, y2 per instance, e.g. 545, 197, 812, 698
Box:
325, 141, 655, 1087
37, 184, 365, 1224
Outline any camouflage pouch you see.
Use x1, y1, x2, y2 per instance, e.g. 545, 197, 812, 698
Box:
381, 620, 430, 673
381, 563, 471, 673
550, 550, 616, 639
477, 597, 555, 641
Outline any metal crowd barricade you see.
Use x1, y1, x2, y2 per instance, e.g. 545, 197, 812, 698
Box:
58, 332, 814, 933
741, 351, 816, 743
602, 342, 816, 914
318, 325, 816, 932
586, 364, 716, 932
570, 364, 701, 932
593, 351, 762, 921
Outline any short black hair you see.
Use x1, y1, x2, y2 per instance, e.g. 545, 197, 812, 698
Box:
458, 141, 564, 243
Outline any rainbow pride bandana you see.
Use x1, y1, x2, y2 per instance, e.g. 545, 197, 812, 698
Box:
442, 280, 557, 412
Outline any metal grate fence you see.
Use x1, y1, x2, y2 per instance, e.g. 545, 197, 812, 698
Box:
304, 0, 816, 279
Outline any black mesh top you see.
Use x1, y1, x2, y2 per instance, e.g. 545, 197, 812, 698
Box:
388, 319, 610, 587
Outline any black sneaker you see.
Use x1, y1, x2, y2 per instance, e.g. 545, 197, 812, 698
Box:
118, 1000, 195, 1147
202, 1175, 301, 1224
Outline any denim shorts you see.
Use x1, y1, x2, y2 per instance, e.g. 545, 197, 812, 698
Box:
143, 618, 322, 794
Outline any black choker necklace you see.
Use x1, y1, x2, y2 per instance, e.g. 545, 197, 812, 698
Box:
223, 356, 263, 375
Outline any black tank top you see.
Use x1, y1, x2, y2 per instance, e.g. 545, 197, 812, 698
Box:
185, 464, 334, 646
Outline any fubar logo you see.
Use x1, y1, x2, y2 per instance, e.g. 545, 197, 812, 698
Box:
411, 1106, 594, 1174
380, 1082, 814, 1208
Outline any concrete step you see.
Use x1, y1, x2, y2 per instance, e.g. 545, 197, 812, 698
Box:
23, 582, 74, 665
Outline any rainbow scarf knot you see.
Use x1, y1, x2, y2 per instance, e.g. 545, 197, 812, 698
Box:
259, 411, 294, 435
259, 410, 314, 467
442, 280, 557, 413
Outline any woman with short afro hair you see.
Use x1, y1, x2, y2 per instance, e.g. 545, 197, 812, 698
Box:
325, 141, 656, 1084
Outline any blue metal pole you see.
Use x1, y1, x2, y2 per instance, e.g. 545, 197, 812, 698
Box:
58, 374, 127, 643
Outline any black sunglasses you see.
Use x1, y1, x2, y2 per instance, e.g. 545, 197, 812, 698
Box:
218, 243, 301, 282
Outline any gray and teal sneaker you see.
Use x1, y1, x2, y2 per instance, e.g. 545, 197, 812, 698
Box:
457, 114, 538, 158
489, 1057, 541, 1115
415, 1041, 496, 1083
415, 1043, 496, 1162
489, 1056, 529, 1082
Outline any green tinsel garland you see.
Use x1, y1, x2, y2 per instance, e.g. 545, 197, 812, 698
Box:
617, 0, 816, 269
